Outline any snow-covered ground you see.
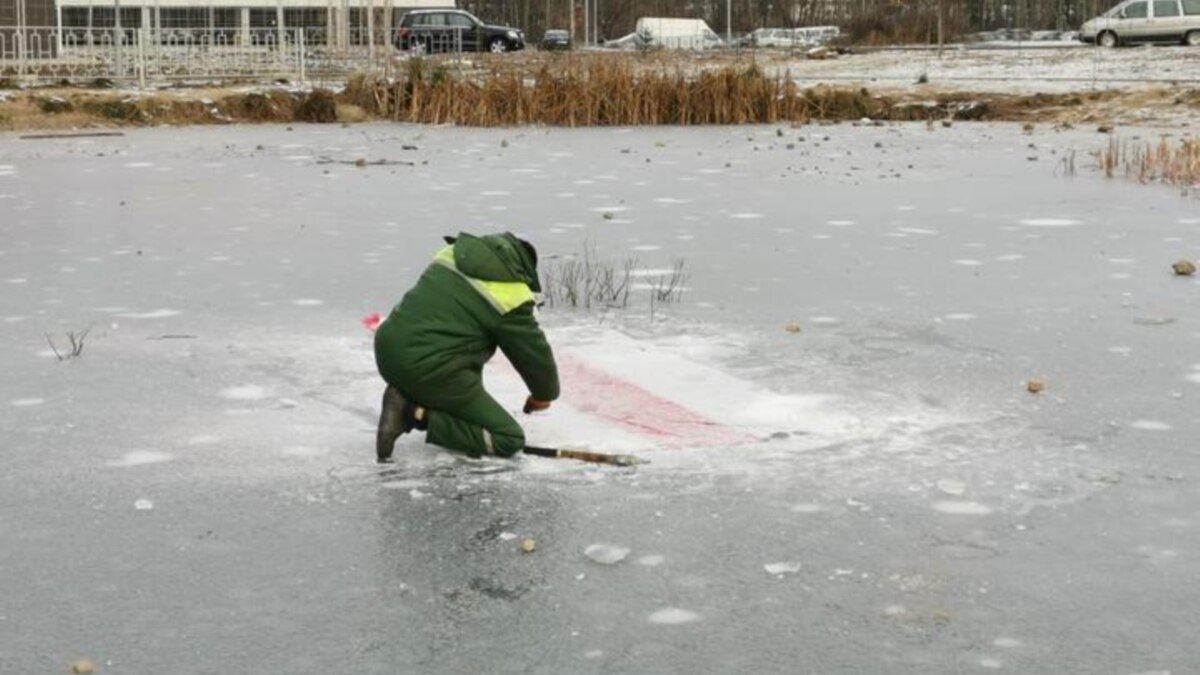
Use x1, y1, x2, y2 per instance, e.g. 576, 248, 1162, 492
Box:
762, 44, 1200, 94
2, 122, 1199, 673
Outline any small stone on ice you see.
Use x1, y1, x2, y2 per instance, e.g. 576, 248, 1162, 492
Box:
784, 323, 802, 333
584, 543, 630, 565
71, 660, 95, 674
1172, 259, 1196, 276
1026, 378, 1045, 394
521, 538, 536, 553
134, 498, 154, 511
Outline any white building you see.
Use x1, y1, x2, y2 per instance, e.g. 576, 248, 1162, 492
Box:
49, 0, 446, 45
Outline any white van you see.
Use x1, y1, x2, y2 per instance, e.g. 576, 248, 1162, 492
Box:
793, 25, 840, 46
635, 17, 723, 50
1079, 0, 1200, 46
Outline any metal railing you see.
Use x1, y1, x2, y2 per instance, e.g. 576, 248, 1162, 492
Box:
0, 26, 413, 84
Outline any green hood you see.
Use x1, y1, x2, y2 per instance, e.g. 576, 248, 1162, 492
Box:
451, 232, 541, 293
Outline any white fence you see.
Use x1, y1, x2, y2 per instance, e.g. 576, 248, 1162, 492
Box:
0, 27, 402, 84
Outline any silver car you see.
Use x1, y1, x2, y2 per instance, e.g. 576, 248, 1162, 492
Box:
1080, 0, 1200, 47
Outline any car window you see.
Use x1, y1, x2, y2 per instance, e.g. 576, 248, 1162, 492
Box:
1122, 1, 1149, 17
1185, 0, 1200, 14
1153, 0, 1181, 16
447, 14, 474, 27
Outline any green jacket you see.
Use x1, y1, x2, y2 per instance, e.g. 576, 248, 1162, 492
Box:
374, 232, 559, 409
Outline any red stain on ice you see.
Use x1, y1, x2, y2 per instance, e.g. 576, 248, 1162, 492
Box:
549, 354, 755, 448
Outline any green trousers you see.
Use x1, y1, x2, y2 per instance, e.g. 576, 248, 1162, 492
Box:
407, 379, 525, 458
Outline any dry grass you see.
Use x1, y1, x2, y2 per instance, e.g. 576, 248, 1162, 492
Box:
1098, 136, 1200, 187
0, 55, 1195, 131
376, 57, 886, 126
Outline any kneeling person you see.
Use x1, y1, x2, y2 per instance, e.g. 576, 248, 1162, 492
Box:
373, 232, 559, 462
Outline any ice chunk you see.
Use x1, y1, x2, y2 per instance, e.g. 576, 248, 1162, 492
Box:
134, 498, 154, 511
584, 544, 630, 565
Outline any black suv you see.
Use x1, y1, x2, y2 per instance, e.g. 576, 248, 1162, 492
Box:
394, 9, 525, 54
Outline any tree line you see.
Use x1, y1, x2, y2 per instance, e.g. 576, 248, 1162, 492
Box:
458, 0, 1123, 43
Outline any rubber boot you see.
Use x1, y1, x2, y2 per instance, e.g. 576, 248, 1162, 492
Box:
376, 385, 410, 463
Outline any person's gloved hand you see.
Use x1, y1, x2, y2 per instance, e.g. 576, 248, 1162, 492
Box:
523, 396, 552, 414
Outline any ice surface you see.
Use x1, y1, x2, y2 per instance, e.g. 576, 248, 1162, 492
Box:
3, 122, 1198, 674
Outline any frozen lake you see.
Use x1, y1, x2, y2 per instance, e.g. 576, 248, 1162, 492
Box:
2, 122, 1198, 674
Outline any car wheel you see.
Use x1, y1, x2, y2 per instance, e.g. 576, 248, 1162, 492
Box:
489, 38, 508, 53
1097, 31, 1118, 48
1186, 31, 1200, 47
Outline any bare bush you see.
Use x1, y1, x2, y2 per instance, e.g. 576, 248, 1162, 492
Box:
45, 327, 91, 361
542, 241, 636, 311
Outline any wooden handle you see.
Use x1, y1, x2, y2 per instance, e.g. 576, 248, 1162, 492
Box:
523, 445, 645, 466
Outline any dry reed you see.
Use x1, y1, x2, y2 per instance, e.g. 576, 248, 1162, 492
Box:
377, 56, 886, 127
1098, 136, 1200, 187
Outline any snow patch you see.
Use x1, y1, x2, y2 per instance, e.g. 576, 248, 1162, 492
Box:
115, 309, 181, 319
280, 446, 326, 457
931, 501, 992, 515
220, 385, 269, 400
1129, 420, 1172, 432
9, 398, 45, 407
764, 562, 802, 576
584, 543, 630, 565
107, 450, 174, 467
1019, 218, 1083, 227
647, 608, 700, 625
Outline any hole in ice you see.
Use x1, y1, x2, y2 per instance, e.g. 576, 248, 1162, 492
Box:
123, 162, 155, 168
636, 554, 665, 566
590, 206, 627, 212
654, 197, 690, 204
7, 278, 27, 284
826, 220, 856, 226
631, 245, 661, 251
729, 213, 764, 219
897, 227, 938, 235
1129, 420, 1172, 432
292, 299, 324, 306
994, 254, 1025, 262
106, 450, 174, 467
10, 398, 45, 407
943, 313, 976, 321
647, 608, 700, 625
953, 259, 983, 266
481, 190, 510, 196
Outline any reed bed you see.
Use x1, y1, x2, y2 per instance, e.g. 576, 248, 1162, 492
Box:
371, 56, 886, 127
1099, 136, 1200, 187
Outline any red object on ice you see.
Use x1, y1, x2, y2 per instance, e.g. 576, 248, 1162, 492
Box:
362, 312, 382, 332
